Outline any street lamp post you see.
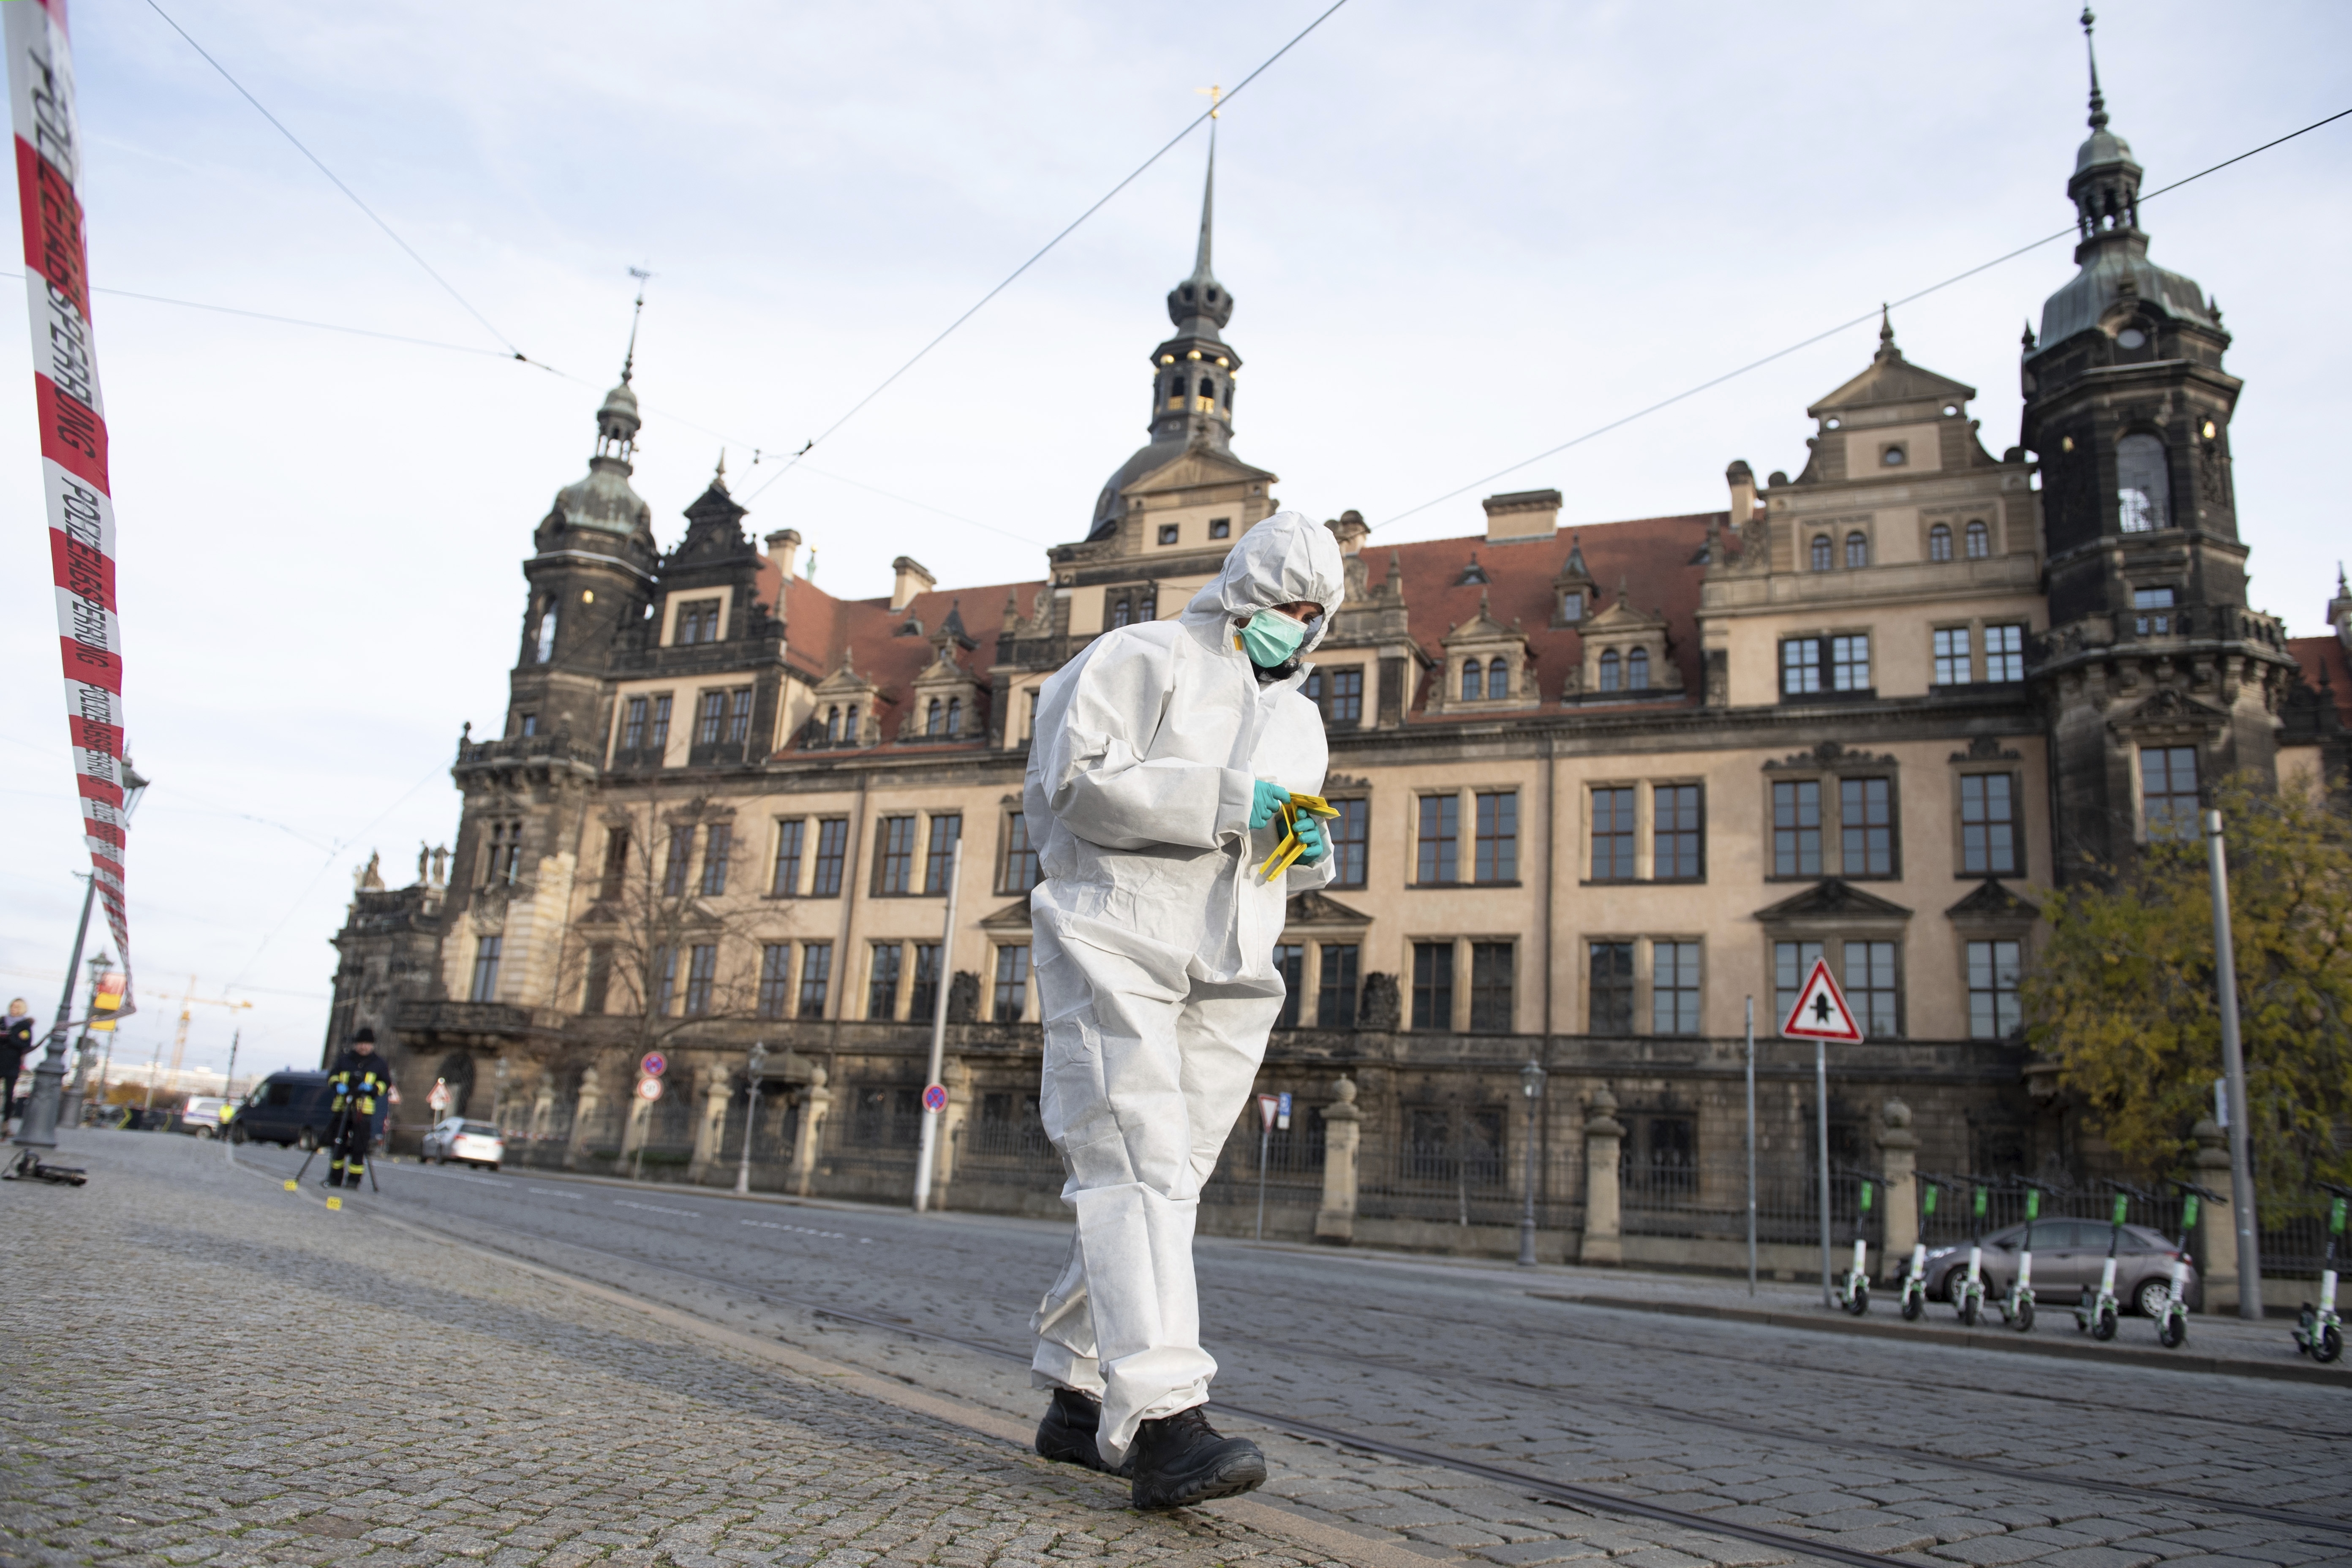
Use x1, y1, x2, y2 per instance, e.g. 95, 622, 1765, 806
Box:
736, 1040, 768, 1197
59, 950, 114, 1129
1518, 1058, 1546, 1267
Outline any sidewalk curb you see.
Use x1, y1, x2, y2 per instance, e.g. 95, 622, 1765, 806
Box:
231, 1151, 1455, 1568
1527, 1290, 2352, 1385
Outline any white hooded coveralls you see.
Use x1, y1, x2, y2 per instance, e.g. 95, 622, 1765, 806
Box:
1024, 512, 1345, 1465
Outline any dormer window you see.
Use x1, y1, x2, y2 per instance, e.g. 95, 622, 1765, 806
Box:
1628, 648, 1650, 689
926, 697, 945, 737
945, 696, 962, 736
1486, 657, 1509, 700
1560, 591, 1584, 622
1460, 662, 1481, 701
1599, 649, 1621, 692
675, 598, 721, 645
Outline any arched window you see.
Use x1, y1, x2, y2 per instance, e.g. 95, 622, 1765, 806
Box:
946, 697, 962, 736
1628, 648, 1650, 689
1165, 375, 1182, 408
1487, 657, 1509, 700
1965, 520, 1990, 559
1111, 597, 1131, 629
1138, 589, 1157, 621
2117, 434, 2170, 533
1928, 524, 1952, 562
825, 706, 841, 743
534, 599, 557, 663
844, 705, 859, 744
1811, 535, 1834, 572
1461, 661, 1481, 700
1599, 649, 1622, 692
1845, 531, 1870, 568
925, 698, 943, 737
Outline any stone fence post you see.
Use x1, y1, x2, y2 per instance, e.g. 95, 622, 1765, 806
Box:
563, 1067, 602, 1170
931, 1057, 972, 1208
1315, 1077, 1361, 1244
792, 1064, 833, 1198
2191, 1117, 2238, 1314
1581, 1086, 1624, 1266
686, 1064, 732, 1184
1877, 1096, 1919, 1282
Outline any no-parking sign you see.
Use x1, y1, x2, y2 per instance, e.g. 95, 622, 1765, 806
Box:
922, 1083, 948, 1113
641, 1051, 667, 1078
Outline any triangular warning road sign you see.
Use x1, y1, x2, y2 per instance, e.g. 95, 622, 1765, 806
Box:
1780, 957, 1865, 1043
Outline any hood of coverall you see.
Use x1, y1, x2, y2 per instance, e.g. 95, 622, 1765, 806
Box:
1180, 512, 1346, 659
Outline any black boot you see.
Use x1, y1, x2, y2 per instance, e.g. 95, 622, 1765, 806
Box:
1126, 1406, 1266, 1511
1034, 1387, 1115, 1472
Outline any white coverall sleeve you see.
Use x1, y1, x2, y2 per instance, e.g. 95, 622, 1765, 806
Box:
1038, 637, 1254, 853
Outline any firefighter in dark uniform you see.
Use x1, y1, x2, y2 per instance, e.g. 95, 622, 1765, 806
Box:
323, 1028, 393, 1189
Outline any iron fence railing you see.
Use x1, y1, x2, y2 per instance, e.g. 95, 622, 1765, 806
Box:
1620, 1163, 1881, 1250
1353, 1140, 1579, 1231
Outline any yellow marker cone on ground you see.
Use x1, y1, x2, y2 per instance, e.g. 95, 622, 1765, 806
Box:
325, 1196, 341, 1211
283, 1179, 297, 1191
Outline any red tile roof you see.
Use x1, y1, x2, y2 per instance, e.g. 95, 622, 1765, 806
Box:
2288, 635, 2352, 727
753, 511, 1729, 745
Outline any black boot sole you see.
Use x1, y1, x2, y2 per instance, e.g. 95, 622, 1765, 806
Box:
1130, 1446, 1267, 1510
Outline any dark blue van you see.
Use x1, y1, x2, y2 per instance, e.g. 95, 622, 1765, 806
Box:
229, 1071, 338, 1149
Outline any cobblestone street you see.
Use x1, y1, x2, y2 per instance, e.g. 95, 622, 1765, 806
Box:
5, 1132, 2349, 1568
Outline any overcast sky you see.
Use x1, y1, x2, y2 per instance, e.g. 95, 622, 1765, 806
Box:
3, 0, 2346, 1082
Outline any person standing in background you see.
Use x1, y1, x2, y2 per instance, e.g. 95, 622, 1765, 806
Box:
1, 999, 33, 1127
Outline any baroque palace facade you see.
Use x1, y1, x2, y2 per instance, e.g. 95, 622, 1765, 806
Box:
329, 75, 2351, 1260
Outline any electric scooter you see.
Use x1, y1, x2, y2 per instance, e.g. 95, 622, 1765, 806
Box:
1832, 1173, 1874, 1315
2074, 1182, 2139, 1342
2156, 1178, 2220, 1349
1947, 1176, 1992, 1326
1997, 1176, 2058, 1332
1900, 1175, 1953, 1321
2292, 1181, 2349, 1365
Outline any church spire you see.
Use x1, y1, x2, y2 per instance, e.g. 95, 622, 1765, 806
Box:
2066, 8, 2142, 247
593, 275, 647, 467
1166, 132, 1233, 338
2081, 6, 2108, 132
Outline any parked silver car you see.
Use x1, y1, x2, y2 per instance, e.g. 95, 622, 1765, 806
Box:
419, 1117, 504, 1171
1917, 1220, 2199, 1317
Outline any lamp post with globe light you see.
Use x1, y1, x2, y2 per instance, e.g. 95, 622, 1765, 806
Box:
14, 765, 148, 1160
57, 949, 114, 1128
735, 1041, 768, 1196
1517, 1058, 1546, 1266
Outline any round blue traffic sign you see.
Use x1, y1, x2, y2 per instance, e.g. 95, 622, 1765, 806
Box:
922, 1083, 948, 1113
641, 1051, 667, 1078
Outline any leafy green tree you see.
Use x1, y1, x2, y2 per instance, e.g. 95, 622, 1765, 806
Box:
2023, 776, 2352, 1204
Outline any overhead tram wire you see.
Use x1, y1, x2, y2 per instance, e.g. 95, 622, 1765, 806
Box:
1374, 103, 2352, 533
143, 0, 530, 363
741, 0, 1352, 505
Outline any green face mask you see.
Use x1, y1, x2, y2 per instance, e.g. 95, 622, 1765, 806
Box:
1239, 607, 1312, 667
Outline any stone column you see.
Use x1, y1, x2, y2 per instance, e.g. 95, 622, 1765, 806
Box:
1315, 1077, 1362, 1244
1580, 1086, 1625, 1266
1877, 1096, 1919, 1282
2192, 1117, 2238, 1314
687, 1064, 734, 1185
791, 1064, 832, 1197
620, 1088, 650, 1161
528, 1076, 555, 1145
563, 1066, 602, 1170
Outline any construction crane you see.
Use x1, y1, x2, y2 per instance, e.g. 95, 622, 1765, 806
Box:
139, 977, 254, 1109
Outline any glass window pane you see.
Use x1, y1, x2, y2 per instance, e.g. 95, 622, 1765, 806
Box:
1417, 796, 1459, 885
1317, 944, 1360, 1029
1411, 941, 1453, 1030
1772, 780, 1821, 877
1588, 942, 1633, 1035
1475, 792, 1518, 883
1840, 776, 1893, 877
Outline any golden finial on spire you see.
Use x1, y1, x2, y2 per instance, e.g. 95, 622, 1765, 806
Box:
1196, 84, 1222, 120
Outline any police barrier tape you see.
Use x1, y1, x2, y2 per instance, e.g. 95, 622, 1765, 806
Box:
7, 0, 134, 1019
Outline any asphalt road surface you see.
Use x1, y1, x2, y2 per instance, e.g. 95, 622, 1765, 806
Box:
236, 1142, 2350, 1568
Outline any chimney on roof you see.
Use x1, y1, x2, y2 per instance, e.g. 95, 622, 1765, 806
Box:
1326, 509, 1370, 556
1482, 488, 1560, 546
765, 528, 803, 578
891, 555, 936, 612
1726, 460, 1758, 527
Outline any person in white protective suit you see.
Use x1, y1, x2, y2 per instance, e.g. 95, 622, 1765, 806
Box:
1021, 511, 1345, 1510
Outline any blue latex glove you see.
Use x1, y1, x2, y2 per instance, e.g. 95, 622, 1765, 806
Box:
1293, 816, 1330, 866
1249, 780, 1290, 830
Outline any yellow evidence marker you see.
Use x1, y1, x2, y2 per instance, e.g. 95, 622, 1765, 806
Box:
283, 1179, 297, 1191
1255, 791, 1342, 881
325, 1196, 342, 1211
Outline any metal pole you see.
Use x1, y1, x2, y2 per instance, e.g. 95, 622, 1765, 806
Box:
14, 874, 98, 1152
1256, 1121, 1270, 1241
60, 954, 107, 1129
913, 838, 963, 1214
1517, 1084, 1539, 1266
735, 1074, 761, 1196
1816, 1037, 1832, 1309
1745, 996, 1757, 1296
2205, 809, 2263, 1318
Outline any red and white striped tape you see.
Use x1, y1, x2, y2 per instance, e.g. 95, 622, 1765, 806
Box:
7, 0, 134, 1020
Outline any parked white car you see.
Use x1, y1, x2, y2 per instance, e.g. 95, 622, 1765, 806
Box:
178, 1095, 234, 1138
420, 1117, 504, 1171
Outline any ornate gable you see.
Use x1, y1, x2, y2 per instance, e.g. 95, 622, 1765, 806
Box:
1571, 580, 1682, 702
1429, 591, 1538, 714
1754, 878, 1913, 933
803, 652, 882, 749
